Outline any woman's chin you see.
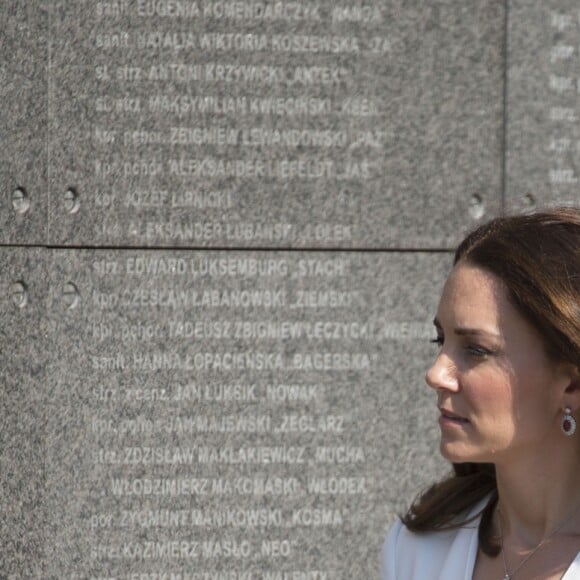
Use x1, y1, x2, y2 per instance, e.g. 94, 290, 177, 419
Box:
439, 442, 474, 463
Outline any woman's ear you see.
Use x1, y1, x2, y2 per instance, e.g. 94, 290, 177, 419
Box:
562, 364, 580, 411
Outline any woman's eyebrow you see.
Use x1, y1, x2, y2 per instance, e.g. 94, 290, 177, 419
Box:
454, 327, 501, 338
433, 317, 500, 338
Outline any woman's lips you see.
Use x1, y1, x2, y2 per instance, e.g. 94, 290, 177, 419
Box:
438, 408, 470, 426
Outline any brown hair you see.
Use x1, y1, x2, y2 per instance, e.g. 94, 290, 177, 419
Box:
401, 207, 580, 555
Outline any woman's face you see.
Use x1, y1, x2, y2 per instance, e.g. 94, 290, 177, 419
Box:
426, 261, 570, 465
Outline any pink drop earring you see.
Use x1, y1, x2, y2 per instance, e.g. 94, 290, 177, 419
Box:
561, 407, 577, 436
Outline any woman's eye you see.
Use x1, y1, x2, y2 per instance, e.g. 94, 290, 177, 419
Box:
466, 344, 490, 357
430, 336, 444, 347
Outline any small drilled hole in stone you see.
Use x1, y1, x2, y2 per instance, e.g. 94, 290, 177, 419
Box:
64, 188, 80, 214
63, 282, 80, 309
11, 187, 30, 214
11, 281, 28, 308
468, 194, 485, 220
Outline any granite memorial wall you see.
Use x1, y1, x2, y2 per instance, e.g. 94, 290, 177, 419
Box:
1, 1, 578, 578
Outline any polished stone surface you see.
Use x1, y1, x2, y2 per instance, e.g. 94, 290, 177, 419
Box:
45, 1, 502, 248
2, 248, 451, 577
507, 1, 580, 212
6, 2, 580, 577
0, 249, 47, 577
0, 2, 48, 245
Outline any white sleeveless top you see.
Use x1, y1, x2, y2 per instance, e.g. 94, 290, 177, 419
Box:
380, 500, 580, 580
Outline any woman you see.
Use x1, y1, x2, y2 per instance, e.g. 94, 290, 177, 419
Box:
381, 207, 580, 579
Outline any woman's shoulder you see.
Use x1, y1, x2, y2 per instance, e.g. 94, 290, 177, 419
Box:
381, 517, 478, 577
380, 498, 487, 580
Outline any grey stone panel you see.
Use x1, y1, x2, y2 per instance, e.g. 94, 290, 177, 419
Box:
0, 248, 47, 578
507, 1, 580, 212
43, 249, 451, 577
0, 2, 49, 244
47, 1, 503, 249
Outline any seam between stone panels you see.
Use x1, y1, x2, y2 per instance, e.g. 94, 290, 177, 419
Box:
0, 244, 455, 254
47, 1, 52, 243
501, 0, 509, 216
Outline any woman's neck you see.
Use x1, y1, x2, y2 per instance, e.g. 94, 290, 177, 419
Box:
494, 446, 580, 545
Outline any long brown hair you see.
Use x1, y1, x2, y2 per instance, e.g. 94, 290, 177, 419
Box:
402, 207, 580, 556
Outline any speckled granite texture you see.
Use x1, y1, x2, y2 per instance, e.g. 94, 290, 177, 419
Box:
0, 249, 47, 578
2, 1, 579, 578
3, 248, 452, 577
4, 1, 504, 248
506, 0, 580, 212
0, 2, 48, 245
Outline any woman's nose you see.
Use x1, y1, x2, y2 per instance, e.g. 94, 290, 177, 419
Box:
425, 353, 459, 392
